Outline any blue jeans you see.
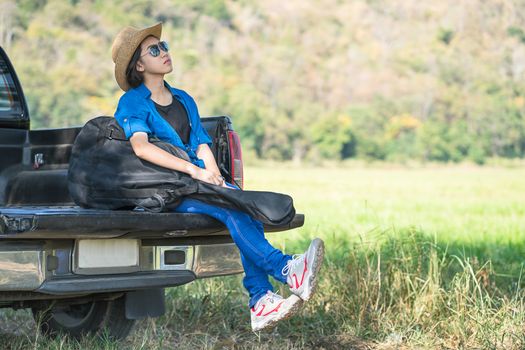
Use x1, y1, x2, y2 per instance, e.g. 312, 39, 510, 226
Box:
173, 183, 292, 308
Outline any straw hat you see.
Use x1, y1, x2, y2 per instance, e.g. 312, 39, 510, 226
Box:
111, 22, 162, 91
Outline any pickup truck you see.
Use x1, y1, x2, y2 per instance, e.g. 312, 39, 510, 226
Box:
0, 46, 304, 339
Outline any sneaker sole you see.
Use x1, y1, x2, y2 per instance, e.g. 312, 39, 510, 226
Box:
301, 238, 325, 301
252, 298, 303, 332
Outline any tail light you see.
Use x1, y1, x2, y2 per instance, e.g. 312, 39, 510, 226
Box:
227, 130, 244, 189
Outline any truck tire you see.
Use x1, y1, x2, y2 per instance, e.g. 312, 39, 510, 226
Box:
100, 295, 136, 340
32, 300, 110, 338
32, 296, 135, 340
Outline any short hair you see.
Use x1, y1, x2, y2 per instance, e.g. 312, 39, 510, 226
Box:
125, 45, 143, 89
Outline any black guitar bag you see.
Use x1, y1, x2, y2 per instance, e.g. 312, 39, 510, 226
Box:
67, 116, 296, 226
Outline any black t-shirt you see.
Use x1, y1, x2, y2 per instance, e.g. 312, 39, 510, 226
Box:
153, 98, 191, 145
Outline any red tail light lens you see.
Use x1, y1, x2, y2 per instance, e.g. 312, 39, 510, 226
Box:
228, 130, 243, 189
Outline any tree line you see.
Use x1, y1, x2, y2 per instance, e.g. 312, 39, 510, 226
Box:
2, 0, 525, 164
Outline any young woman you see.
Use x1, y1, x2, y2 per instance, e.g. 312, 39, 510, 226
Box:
111, 23, 325, 332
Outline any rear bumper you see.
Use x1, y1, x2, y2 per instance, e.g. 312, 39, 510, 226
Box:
0, 239, 243, 296
37, 271, 196, 295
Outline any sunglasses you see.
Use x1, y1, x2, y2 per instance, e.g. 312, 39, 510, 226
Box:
141, 41, 169, 58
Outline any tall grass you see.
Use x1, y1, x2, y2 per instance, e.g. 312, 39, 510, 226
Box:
1, 165, 524, 349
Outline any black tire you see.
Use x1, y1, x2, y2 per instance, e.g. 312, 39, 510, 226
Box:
99, 295, 136, 340
32, 296, 135, 340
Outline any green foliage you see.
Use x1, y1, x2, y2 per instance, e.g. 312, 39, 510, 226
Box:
180, 0, 231, 23
437, 27, 454, 45
2, 0, 525, 163
508, 26, 525, 43
310, 114, 356, 159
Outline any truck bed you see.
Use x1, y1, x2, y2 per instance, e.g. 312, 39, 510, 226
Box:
0, 206, 305, 239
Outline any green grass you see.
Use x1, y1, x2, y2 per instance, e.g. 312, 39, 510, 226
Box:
1, 165, 525, 349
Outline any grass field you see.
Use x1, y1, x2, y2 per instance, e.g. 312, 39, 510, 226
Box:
1, 165, 525, 349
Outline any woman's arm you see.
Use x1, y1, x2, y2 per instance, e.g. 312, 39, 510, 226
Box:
130, 132, 224, 186
197, 144, 221, 175
197, 143, 229, 187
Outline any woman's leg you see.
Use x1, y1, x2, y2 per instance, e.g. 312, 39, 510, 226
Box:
218, 183, 325, 303
218, 181, 292, 282
173, 197, 291, 307
238, 251, 273, 307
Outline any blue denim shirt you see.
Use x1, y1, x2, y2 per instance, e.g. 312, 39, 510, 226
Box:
114, 81, 212, 168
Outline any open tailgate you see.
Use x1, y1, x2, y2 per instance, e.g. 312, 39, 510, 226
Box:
0, 206, 305, 239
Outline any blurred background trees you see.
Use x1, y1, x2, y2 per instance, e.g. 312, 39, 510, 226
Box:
2, 0, 525, 164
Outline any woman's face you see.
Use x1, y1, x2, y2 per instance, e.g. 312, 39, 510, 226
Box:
136, 35, 173, 76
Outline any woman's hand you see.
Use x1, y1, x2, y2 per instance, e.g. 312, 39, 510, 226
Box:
197, 144, 222, 176
190, 167, 225, 186
129, 133, 228, 187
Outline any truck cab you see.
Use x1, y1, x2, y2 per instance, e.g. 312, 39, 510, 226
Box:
0, 46, 303, 339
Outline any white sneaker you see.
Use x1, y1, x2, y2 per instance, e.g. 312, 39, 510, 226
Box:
282, 238, 325, 301
250, 291, 303, 332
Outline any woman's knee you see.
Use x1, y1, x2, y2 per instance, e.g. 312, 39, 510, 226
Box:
225, 208, 254, 226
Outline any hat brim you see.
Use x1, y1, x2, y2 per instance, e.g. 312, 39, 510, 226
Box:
114, 22, 162, 91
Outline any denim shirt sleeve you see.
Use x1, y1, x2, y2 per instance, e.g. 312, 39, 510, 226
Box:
114, 94, 151, 139
186, 93, 212, 146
